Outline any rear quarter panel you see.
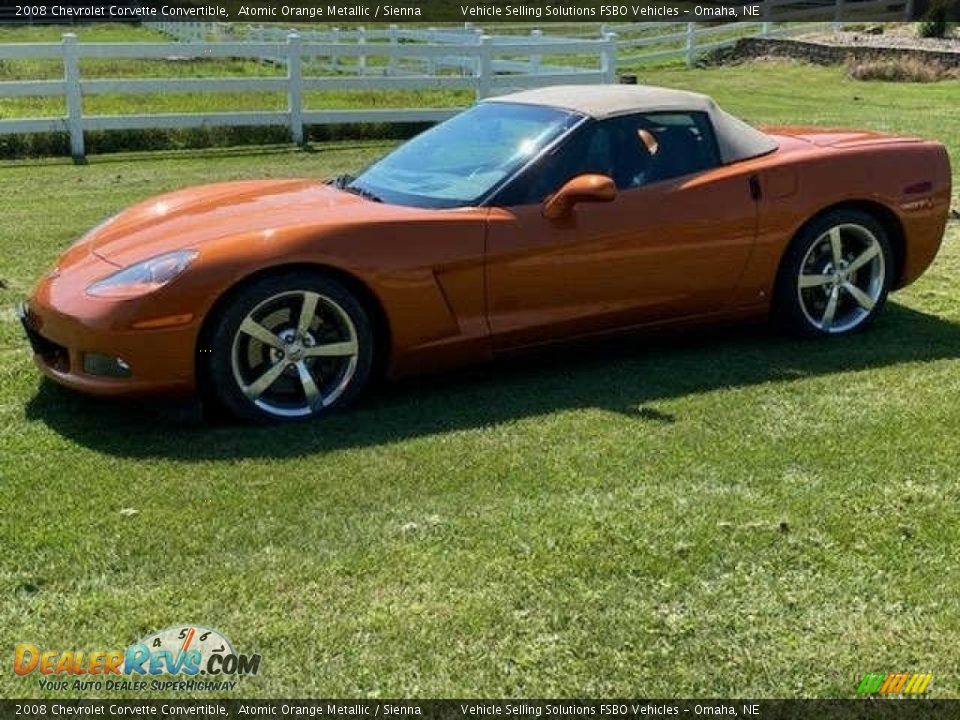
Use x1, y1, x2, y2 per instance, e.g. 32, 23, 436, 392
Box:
732, 136, 951, 308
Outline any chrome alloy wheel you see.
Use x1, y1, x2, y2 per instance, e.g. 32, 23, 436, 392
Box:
797, 223, 886, 334
230, 290, 359, 418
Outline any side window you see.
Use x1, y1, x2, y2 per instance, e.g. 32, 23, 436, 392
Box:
495, 111, 721, 207
620, 112, 721, 187
497, 121, 614, 207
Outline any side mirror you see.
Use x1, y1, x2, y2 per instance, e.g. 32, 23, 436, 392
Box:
543, 174, 616, 220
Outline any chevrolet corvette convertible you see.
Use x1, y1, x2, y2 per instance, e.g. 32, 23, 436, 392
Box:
19, 85, 952, 421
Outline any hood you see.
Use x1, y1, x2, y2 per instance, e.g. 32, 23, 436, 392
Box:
82, 179, 422, 266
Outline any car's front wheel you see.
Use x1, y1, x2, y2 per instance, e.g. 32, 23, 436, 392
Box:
204, 272, 374, 421
775, 209, 894, 337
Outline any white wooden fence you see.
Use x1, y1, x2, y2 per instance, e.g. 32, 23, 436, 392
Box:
0, 31, 616, 159
606, 0, 912, 65
151, 0, 912, 71
0, 0, 914, 159
148, 21, 599, 77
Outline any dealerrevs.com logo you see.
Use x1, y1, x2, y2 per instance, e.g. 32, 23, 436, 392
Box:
14, 625, 261, 692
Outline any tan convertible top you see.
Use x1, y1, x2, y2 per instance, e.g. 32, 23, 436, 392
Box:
486, 84, 778, 165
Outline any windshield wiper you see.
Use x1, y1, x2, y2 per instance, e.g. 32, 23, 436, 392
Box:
327, 174, 354, 189
341, 184, 383, 203
328, 174, 383, 203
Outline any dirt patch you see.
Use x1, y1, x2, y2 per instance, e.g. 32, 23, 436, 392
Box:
706, 34, 960, 71
802, 26, 960, 53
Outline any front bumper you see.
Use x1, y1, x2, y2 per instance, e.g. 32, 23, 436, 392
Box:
18, 293, 198, 399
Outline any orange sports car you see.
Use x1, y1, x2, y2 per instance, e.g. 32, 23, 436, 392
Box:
18, 85, 952, 421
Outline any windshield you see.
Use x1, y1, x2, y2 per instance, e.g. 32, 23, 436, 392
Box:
348, 102, 583, 209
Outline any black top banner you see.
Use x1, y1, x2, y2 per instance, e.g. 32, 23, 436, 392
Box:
1, 700, 958, 720
0, 0, 932, 24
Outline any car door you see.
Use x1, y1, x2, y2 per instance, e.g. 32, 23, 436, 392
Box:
484, 111, 760, 349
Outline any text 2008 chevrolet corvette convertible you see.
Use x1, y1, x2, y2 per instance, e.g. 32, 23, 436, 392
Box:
19, 85, 952, 421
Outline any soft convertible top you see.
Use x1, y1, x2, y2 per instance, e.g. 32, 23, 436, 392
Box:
486, 84, 779, 165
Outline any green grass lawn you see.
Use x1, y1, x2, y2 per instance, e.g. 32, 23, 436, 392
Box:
1, 58, 960, 699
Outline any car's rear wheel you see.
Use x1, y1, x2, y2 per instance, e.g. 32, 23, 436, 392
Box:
775, 209, 894, 337
204, 272, 374, 421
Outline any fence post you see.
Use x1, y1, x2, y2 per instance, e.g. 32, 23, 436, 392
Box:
62, 33, 84, 161
530, 29, 542, 75
904, 0, 913, 19
760, 0, 771, 37
357, 26, 367, 74
473, 27, 484, 77
287, 32, 304, 146
387, 24, 398, 76
601, 32, 618, 84
685, 22, 695, 67
476, 35, 492, 100
426, 27, 437, 75
833, 0, 845, 31
330, 27, 340, 70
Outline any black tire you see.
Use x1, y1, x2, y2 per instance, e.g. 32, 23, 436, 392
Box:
774, 208, 894, 338
203, 271, 374, 422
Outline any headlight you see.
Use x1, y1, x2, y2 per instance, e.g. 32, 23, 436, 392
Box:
86, 250, 198, 299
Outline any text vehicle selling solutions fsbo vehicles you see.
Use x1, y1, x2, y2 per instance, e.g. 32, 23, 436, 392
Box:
18, 85, 952, 421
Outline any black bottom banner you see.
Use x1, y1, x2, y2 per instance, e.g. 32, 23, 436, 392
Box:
3, 700, 957, 720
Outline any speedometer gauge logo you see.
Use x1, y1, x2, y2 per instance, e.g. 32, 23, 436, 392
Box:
141, 625, 234, 659
128, 624, 258, 677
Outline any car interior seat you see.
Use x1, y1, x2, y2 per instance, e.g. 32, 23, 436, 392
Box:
613, 128, 657, 189
647, 126, 711, 183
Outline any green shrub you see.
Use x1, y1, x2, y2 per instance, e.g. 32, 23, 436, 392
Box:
917, 0, 953, 38
846, 55, 958, 82
0, 122, 431, 159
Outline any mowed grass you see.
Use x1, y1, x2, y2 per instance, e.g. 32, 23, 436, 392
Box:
1, 59, 960, 699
